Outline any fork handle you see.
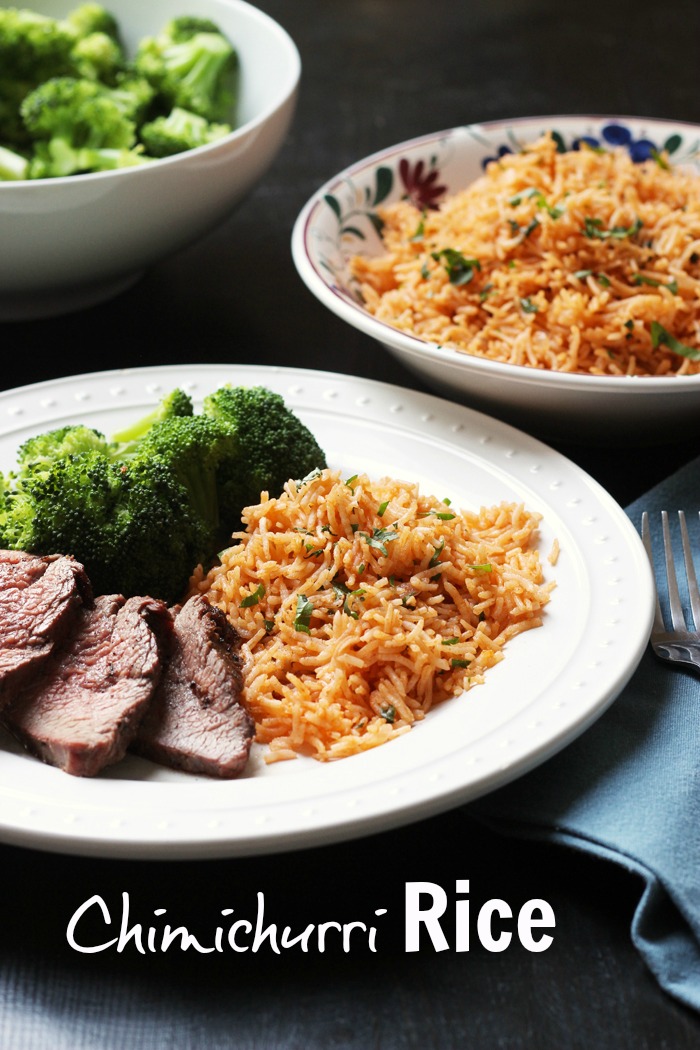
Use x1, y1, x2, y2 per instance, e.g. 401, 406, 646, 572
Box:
653, 643, 700, 675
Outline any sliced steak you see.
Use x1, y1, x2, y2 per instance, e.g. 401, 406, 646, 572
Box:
0, 550, 91, 707
132, 595, 254, 778
2, 594, 170, 777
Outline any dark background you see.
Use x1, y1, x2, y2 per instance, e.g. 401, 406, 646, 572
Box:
2, 0, 700, 1046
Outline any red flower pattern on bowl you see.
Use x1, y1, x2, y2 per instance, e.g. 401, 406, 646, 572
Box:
398, 158, 447, 209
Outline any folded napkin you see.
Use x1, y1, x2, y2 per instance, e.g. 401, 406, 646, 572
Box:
470, 454, 700, 1013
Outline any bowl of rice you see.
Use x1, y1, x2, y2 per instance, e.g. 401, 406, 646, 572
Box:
292, 116, 700, 440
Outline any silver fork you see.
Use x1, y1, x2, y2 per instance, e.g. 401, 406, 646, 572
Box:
641, 510, 700, 673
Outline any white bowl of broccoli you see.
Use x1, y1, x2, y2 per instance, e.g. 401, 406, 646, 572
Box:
0, 1, 300, 319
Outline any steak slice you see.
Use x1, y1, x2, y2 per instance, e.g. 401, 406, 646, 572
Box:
132, 595, 254, 778
2, 594, 169, 777
0, 550, 91, 707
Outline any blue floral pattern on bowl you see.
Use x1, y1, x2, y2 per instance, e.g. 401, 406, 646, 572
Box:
479, 121, 693, 168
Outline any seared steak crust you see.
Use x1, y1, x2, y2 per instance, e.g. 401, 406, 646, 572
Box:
0, 550, 92, 706
2, 594, 169, 777
133, 595, 254, 778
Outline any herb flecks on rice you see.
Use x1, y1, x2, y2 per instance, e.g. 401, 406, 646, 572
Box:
193, 469, 553, 762
351, 134, 700, 376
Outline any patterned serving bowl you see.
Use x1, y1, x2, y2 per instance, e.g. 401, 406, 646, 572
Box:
292, 116, 700, 441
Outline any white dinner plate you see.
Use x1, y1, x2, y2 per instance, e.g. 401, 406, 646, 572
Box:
0, 364, 653, 858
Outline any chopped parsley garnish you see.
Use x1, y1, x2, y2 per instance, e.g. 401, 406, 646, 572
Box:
521, 218, 540, 240
331, 581, 365, 619
418, 509, 456, 521
263, 619, 275, 633
441, 637, 460, 645
429, 539, 445, 568
377, 500, 390, 517
345, 474, 358, 490
451, 658, 471, 669
410, 213, 426, 242
520, 297, 538, 314
650, 321, 700, 360
509, 187, 563, 218
582, 216, 643, 240
380, 704, 396, 724
420, 262, 431, 280
431, 248, 481, 286
651, 149, 670, 171
240, 583, 265, 608
358, 524, 400, 555
574, 270, 612, 288
293, 594, 314, 634
631, 274, 678, 294
467, 563, 493, 573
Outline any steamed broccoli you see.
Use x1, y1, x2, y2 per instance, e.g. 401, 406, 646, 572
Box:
139, 106, 230, 157
202, 385, 328, 523
16, 423, 111, 472
111, 387, 194, 453
70, 31, 124, 82
134, 17, 237, 122
0, 7, 77, 84
0, 450, 219, 602
0, 390, 239, 602
0, 386, 328, 602
131, 415, 239, 546
109, 70, 156, 124
0, 7, 239, 179
0, 143, 28, 180
63, 4, 125, 82
20, 75, 148, 177
63, 3, 120, 41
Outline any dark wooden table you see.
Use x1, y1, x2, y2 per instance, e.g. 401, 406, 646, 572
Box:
2, 1, 700, 1046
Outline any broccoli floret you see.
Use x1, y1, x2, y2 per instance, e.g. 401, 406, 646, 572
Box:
70, 31, 125, 82
17, 423, 111, 472
20, 75, 148, 177
63, 3, 120, 41
202, 385, 328, 524
131, 415, 239, 543
166, 16, 224, 42
0, 7, 77, 83
109, 70, 156, 123
0, 143, 29, 180
135, 20, 237, 122
139, 106, 230, 157
111, 387, 194, 455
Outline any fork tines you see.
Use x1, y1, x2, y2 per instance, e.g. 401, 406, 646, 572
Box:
641, 510, 700, 639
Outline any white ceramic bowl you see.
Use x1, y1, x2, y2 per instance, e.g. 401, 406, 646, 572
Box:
292, 115, 700, 441
0, 0, 300, 320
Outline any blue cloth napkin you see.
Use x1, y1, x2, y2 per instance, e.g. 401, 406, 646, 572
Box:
470, 454, 700, 1013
